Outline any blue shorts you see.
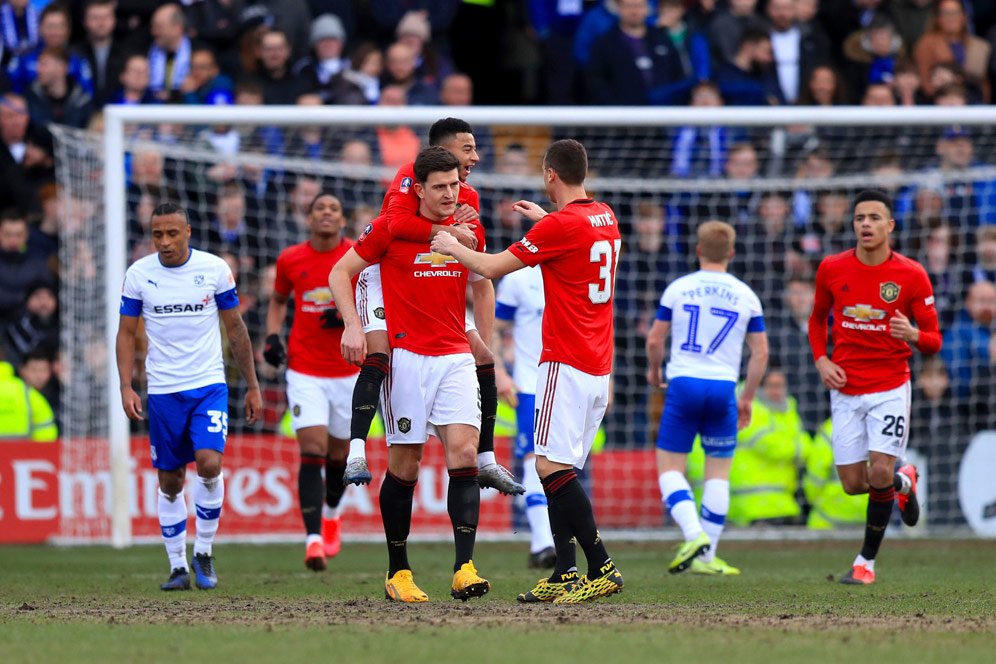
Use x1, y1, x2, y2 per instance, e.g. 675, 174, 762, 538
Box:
514, 392, 536, 459
656, 377, 737, 458
148, 383, 229, 470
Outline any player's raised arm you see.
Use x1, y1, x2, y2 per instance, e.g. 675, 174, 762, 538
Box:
116, 313, 144, 420
431, 234, 526, 279
219, 307, 261, 425
329, 246, 372, 364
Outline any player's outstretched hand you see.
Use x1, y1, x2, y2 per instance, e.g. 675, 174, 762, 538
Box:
245, 388, 262, 425
263, 333, 286, 368
341, 324, 367, 366
448, 223, 478, 250
737, 397, 752, 430
453, 203, 480, 223
121, 386, 143, 420
430, 231, 459, 256
512, 200, 548, 222
496, 368, 518, 407
815, 356, 847, 390
889, 310, 918, 344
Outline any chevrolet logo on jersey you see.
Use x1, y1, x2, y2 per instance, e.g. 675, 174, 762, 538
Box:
302, 287, 334, 305
414, 251, 460, 267
841, 304, 887, 331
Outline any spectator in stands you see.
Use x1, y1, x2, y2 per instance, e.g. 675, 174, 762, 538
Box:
27, 183, 58, 261
195, 181, 264, 271
790, 147, 834, 225
6, 3, 92, 96
670, 81, 741, 178
654, 0, 710, 83
283, 93, 333, 160
928, 126, 996, 226
254, 30, 307, 104
910, 354, 959, 445
934, 81, 971, 105
862, 81, 896, 105
0, 92, 41, 214
797, 63, 848, 105
941, 280, 995, 405
530, 0, 587, 103
715, 27, 783, 105
382, 41, 437, 106
892, 56, 926, 105
914, 0, 991, 102
3, 278, 57, 366
263, 0, 317, 63
25, 47, 92, 130
966, 226, 996, 285
842, 14, 905, 100
281, 174, 321, 238
17, 345, 59, 417
293, 14, 350, 98
183, 0, 241, 56
0, 210, 52, 323
111, 53, 156, 105
440, 72, 472, 106
220, 4, 273, 80
373, 84, 420, 170
728, 368, 811, 526
573, 0, 621, 71
340, 138, 372, 167
148, 3, 192, 103
338, 42, 382, 104
0, 345, 57, 442
928, 61, 984, 104
708, 0, 766, 65
72, 0, 131, 109
799, 189, 852, 268
818, 0, 890, 65
915, 219, 962, 328
181, 48, 234, 106
892, 0, 934, 53
586, 0, 688, 105
765, 0, 830, 104
395, 9, 453, 86
1, 0, 40, 65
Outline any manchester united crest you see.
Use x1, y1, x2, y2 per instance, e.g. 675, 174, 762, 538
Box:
398, 417, 411, 433
880, 281, 900, 303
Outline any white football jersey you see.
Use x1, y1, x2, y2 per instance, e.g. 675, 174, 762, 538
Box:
495, 266, 544, 395
121, 249, 239, 394
658, 270, 764, 382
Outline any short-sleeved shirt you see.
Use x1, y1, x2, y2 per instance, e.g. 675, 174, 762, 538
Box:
273, 239, 358, 378
354, 215, 486, 356
120, 249, 239, 394
656, 270, 765, 382
507, 199, 621, 376
495, 266, 544, 394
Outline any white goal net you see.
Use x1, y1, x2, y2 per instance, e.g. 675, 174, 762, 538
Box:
51, 106, 996, 545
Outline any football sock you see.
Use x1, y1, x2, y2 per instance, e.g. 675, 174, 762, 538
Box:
299, 454, 324, 537
380, 471, 416, 576
325, 458, 346, 509
193, 474, 224, 557
476, 363, 497, 455
477, 450, 496, 468
543, 469, 610, 579
349, 353, 389, 456
523, 460, 554, 553
699, 478, 729, 563
158, 489, 188, 571
893, 471, 912, 495
860, 484, 896, 561
853, 554, 875, 572
447, 467, 480, 571
542, 472, 577, 580
659, 471, 704, 541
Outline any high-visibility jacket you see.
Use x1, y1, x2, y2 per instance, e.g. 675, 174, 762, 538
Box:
0, 362, 57, 442
727, 396, 810, 525
803, 419, 868, 529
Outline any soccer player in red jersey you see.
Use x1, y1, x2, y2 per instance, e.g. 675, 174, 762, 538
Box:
431, 139, 624, 604
808, 189, 942, 585
263, 193, 360, 572
345, 117, 523, 496
329, 147, 492, 603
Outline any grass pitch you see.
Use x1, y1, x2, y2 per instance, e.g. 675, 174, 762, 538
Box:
2, 539, 994, 663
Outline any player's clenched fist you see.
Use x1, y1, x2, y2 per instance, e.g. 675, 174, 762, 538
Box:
815, 356, 847, 390
340, 324, 367, 365
888, 310, 919, 344
430, 230, 459, 256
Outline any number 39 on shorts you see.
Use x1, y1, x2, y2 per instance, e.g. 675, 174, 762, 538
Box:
207, 409, 229, 437
589, 239, 622, 304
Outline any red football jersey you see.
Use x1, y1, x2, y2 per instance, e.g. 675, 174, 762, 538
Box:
808, 249, 942, 395
507, 199, 621, 376
273, 239, 359, 378
354, 214, 486, 356
379, 162, 481, 244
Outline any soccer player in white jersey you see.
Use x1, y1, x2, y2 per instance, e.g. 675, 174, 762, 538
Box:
645, 221, 769, 575
116, 203, 262, 591
493, 266, 556, 568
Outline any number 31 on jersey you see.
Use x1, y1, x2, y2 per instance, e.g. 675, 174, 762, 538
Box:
589, 239, 622, 305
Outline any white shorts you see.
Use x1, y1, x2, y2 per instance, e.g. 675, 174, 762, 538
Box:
357, 264, 386, 334
285, 369, 358, 439
829, 381, 911, 466
534, 362, 609, 469
382, 348, 481, 445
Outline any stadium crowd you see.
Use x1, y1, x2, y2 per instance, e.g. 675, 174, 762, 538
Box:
2, 0, 995, 524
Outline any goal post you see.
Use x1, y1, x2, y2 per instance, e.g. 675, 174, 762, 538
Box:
48, 104, 996, 546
